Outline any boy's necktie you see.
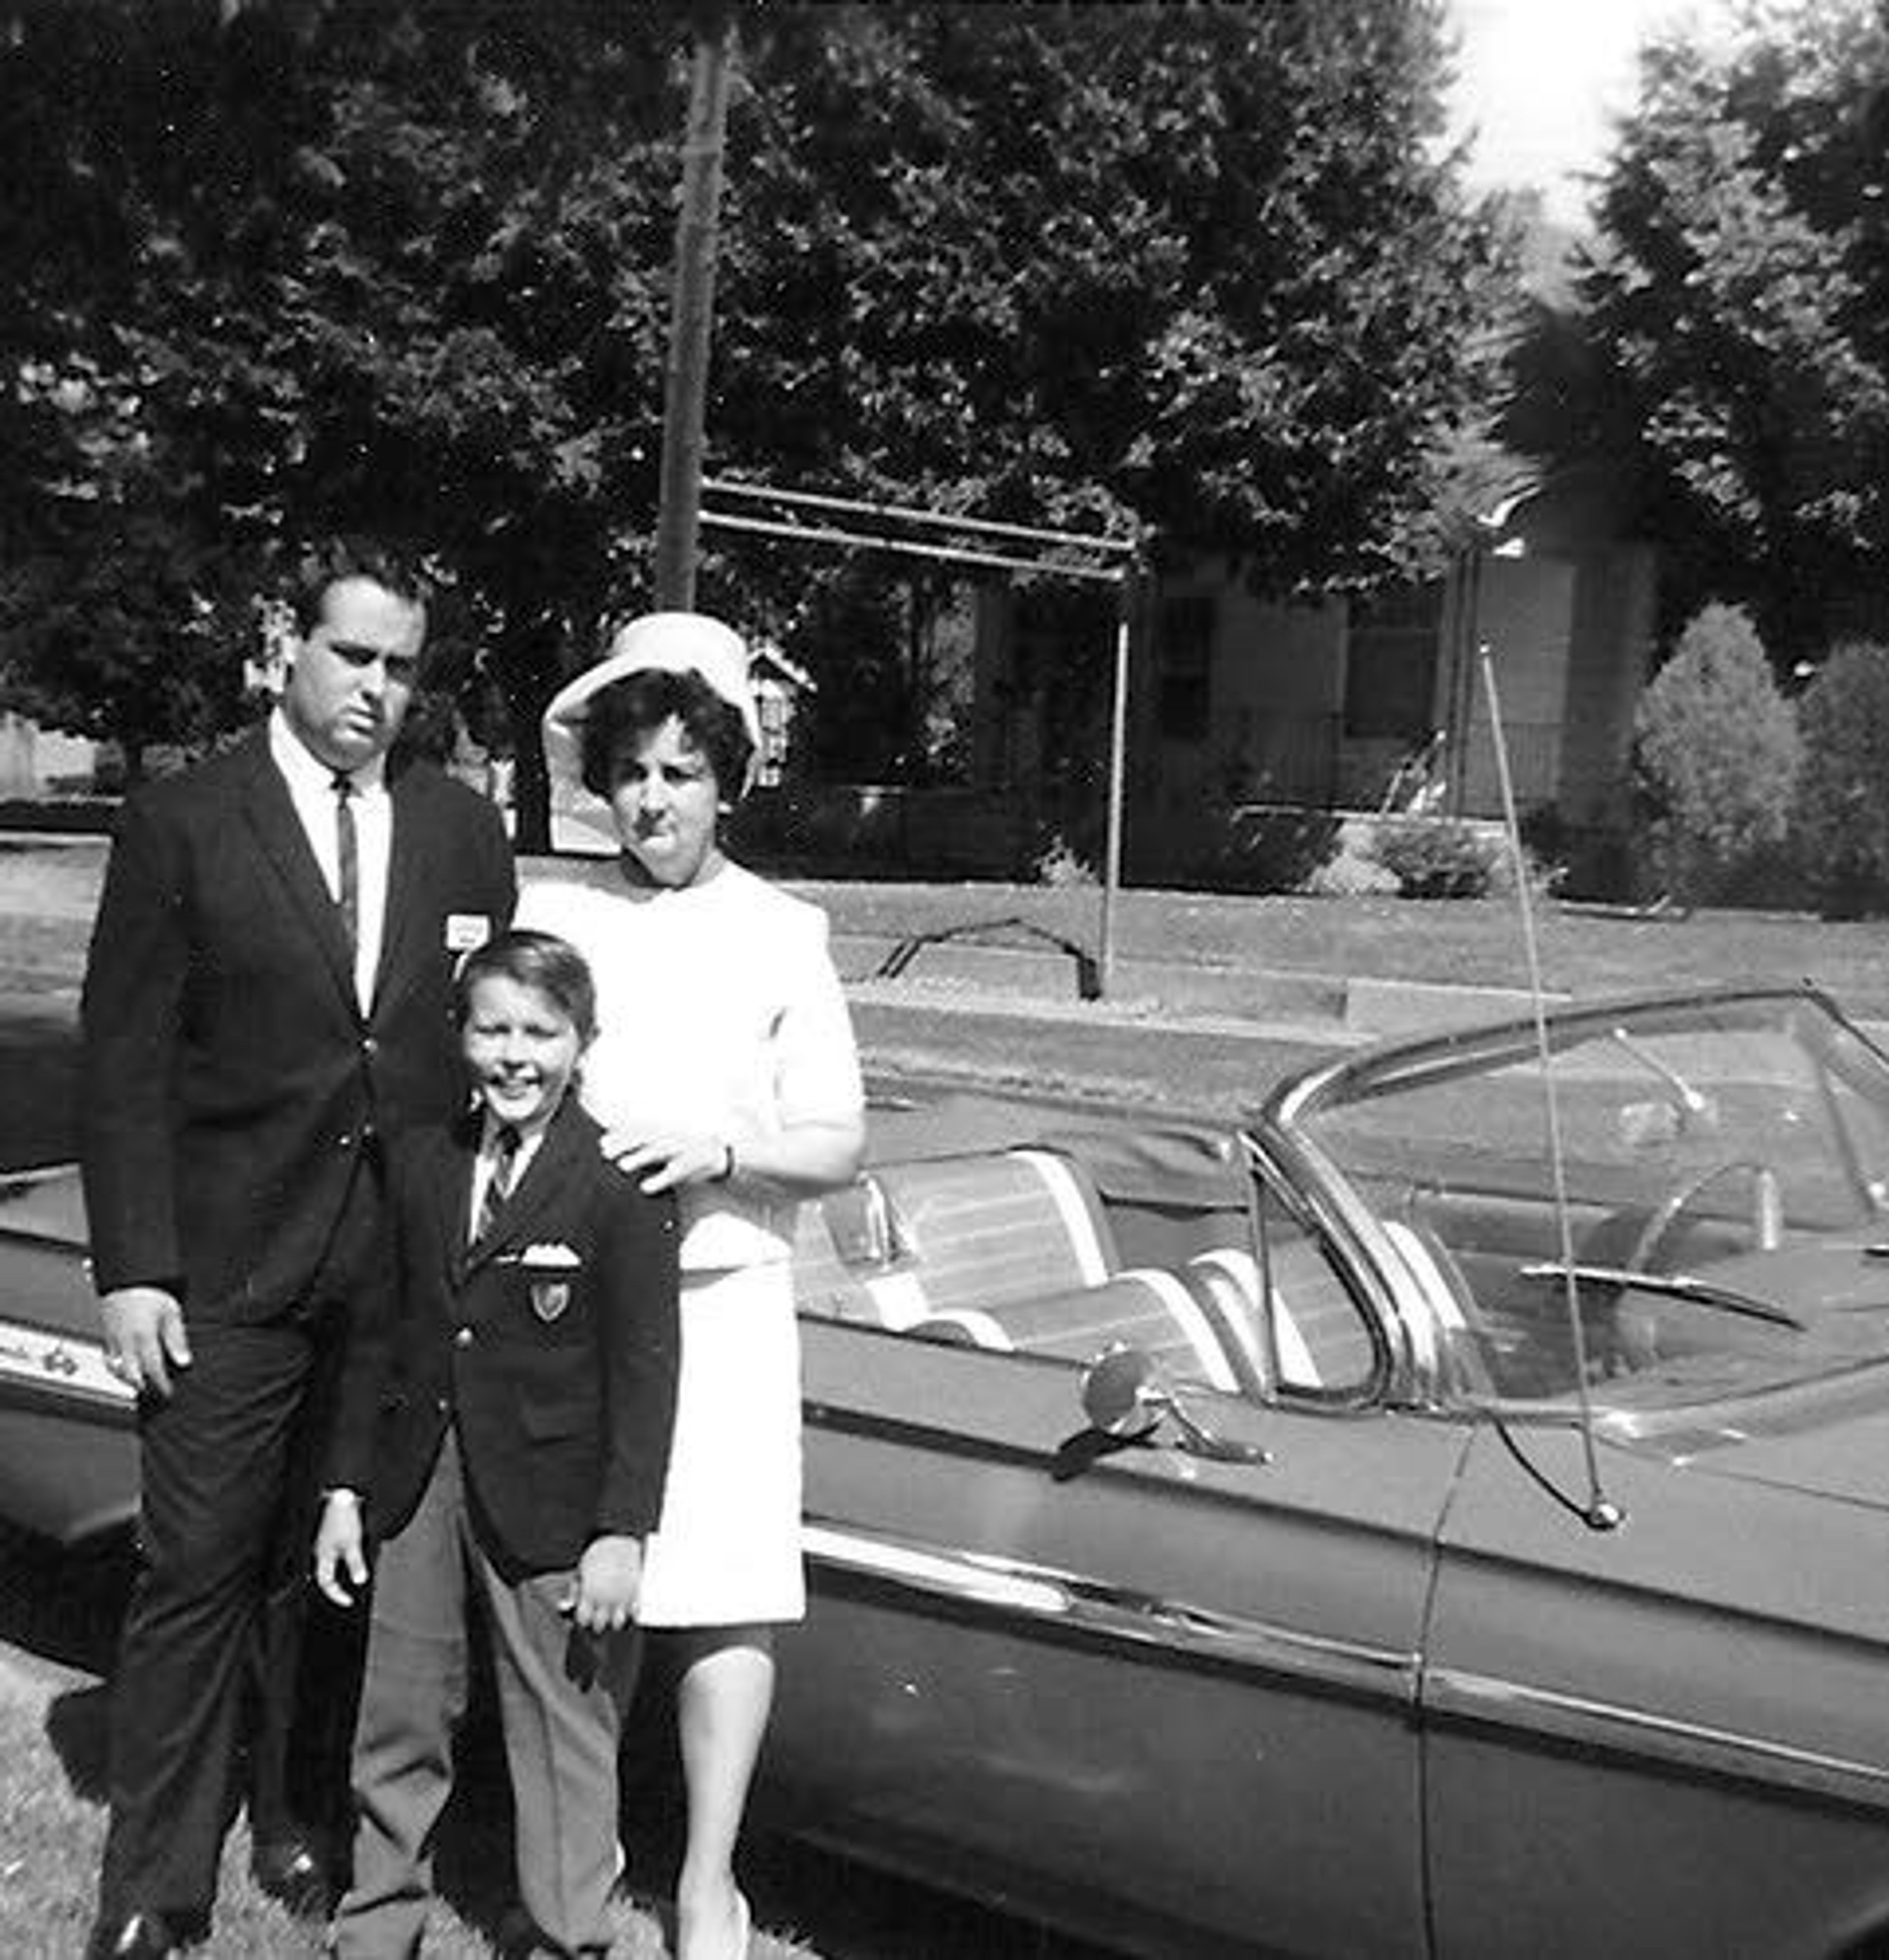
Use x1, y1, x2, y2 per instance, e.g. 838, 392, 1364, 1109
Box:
474, 1125, 521, 1244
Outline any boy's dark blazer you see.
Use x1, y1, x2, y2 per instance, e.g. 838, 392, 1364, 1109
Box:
328, 1098, 681, 1575
79, 727, 517, 1318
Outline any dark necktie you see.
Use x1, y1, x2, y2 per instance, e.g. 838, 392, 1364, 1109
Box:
474, 1125, 521, 1244
332, 771, 359, 951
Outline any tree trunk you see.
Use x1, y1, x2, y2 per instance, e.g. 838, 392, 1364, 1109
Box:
508, 689, 551, 855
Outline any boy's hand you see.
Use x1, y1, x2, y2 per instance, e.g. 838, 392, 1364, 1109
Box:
313, 1490, 368, 1607
568, 1533, 642, 1631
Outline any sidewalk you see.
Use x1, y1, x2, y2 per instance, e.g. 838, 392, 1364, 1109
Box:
830, 924, 1553, 1041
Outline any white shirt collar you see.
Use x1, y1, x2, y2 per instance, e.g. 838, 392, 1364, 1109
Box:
267, 708, 390, 797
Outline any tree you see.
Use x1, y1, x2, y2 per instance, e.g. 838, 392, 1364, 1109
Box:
2, 1, 1515, 836
1795, 641, 1889, 917
1632, 602, 1800, 907
711, 2, 1513, 586
2, 0, 705, 836
1579, 4, 1889, 668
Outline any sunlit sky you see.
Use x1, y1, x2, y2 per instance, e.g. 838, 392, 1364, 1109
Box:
1448, 0, 1746, 226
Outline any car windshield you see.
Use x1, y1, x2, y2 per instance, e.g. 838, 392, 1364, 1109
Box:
1288, 991, 1889, 1410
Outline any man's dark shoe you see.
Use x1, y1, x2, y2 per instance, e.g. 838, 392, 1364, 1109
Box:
82, 1909, 183, 1960
249, 1836, 333, 1919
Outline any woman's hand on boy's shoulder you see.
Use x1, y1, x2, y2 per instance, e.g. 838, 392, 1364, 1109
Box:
599, 1125, 733, 1194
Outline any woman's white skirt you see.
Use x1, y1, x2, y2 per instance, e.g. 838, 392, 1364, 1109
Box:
635, 1260, 805, 1627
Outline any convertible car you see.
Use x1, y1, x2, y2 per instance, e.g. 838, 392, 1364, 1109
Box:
9, 984, 1889, 1958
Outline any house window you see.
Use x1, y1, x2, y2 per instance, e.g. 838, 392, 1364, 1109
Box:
1345, 582, 1441, 741
1157, 595, 1214, 741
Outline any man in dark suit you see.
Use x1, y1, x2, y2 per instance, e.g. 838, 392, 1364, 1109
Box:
79, 539, 517, 1960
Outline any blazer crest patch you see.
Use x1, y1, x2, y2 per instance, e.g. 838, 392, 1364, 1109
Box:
530, 1278, 572, 1323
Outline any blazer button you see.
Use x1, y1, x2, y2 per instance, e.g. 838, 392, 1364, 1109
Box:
360, 1035, 378, 1057
454, 1326, 474, 1348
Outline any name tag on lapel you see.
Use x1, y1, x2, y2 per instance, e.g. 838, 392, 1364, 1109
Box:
445, 913, 492, 953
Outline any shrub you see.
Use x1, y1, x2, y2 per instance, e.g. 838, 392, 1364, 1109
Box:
1631, 603, 1800, 908
1209, 806, 1341, 894
1367, 816, 1507, 899
1796, 641, 1889, 917
1032, 831, 1098, 887
1303, 837, 1401, 897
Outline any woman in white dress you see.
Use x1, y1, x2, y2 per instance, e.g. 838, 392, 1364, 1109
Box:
525, 612, 865, 1960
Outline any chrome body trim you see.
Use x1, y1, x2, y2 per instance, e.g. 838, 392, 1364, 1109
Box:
0, 1315, 132, 1414
799, 1521, 1889, 1814
1425, 1666, 1889, 1813
801, 1517, 1418, 1707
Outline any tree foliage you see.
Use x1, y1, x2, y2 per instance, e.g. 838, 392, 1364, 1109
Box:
1580, 3, 1889, 666
1, 0, 1514, 830
1796, 640, 1889, 917
1632, 602, 1800, 906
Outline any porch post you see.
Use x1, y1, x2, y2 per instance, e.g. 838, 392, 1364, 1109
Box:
1097, 571, 1135, 999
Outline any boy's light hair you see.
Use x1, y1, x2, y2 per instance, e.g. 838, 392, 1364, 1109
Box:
452, 929, 597, 1045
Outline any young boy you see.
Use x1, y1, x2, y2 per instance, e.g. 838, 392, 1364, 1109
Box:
314, 929, 679, 1959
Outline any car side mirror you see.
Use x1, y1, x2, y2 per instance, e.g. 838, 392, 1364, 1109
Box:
1082, 1344, 1166, 1438
1080, 1344, 1270, 1466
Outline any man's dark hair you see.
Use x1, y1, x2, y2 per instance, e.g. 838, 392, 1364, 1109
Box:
578, 667, 754, 804
289, 538, 432, 635
453, 929, 598, 1045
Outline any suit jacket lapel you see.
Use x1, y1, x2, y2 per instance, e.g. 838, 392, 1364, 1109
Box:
442, 1109, 486, 1289
374, 770, 433, 1023
460, 1101, 596, 1280
237, 732, 359, 1011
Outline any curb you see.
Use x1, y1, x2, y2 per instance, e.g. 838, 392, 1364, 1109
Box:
832, 931, 1549, 1039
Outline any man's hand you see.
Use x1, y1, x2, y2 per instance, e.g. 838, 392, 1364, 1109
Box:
566, 1533, 642, 1631
99, 1286, 192, 1400
313, 1491, 368, 1608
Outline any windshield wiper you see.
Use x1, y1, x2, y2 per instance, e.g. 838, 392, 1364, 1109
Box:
1518, 1261, 1807, 1331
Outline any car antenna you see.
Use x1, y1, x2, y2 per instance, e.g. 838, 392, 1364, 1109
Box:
1479, 646, 1624, 1532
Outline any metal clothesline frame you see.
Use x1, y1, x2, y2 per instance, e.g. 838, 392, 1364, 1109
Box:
699, 477, 1141, 996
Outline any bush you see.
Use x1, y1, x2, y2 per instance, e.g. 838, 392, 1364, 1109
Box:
1367, 816, 1508, 899
1031, 831, 1098, 887
1796, 641, 1889, 917
1209, 807, 1341, 894
1632, 604, 1800, 908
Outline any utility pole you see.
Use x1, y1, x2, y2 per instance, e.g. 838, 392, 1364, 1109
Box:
652, 20, 734, 610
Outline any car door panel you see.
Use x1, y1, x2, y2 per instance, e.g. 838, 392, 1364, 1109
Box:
1427, 1425, 1889, 1960
777, 1318, 1470, 1957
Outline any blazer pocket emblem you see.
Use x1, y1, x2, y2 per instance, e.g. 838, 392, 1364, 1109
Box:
531, 1279, 572, 1323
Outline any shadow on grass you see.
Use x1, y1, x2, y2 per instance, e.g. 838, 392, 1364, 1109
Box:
0, 1537, 1111, 1959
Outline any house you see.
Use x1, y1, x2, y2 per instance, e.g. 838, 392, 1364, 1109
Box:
967, 460, 1656, 885
0, 712, 100, 800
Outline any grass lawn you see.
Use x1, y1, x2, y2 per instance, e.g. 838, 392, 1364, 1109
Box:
795, 878, 1889, 1013
0, 1684, 819, 1960
8, 841, 1889, 1012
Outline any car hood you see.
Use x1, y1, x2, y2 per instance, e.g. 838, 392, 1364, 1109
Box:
1636, 1381, 1889, 1513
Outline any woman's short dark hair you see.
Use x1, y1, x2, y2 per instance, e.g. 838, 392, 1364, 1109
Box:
453, 929, 597, 1045
578, 667, 754, 803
